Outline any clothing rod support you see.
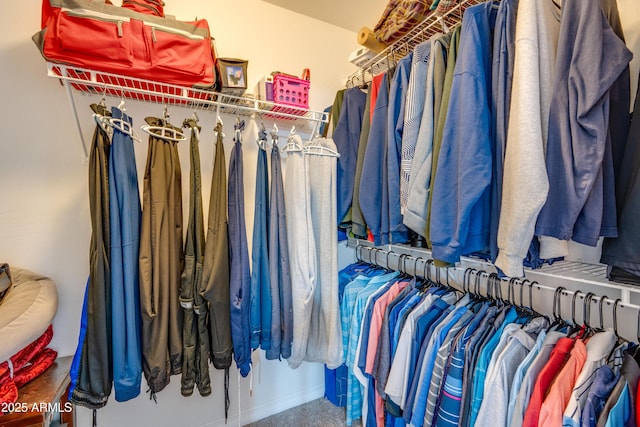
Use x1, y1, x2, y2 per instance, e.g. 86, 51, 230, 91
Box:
62, 78, 89, 161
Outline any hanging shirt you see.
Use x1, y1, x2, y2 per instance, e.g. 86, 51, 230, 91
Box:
424, 26, 460, 248
489, 0, 519, 264
403, 300, 456, 422
540, 338, 588, 427
423, 309, 476, 426
334, 88, 367, 227
507, 329, 546, 423
459, 306, 508, 427
535, 0, 632, 247
468, 307, 519, 426
522, 336, 576, 427
475, 316, 548, 427
366, 280, 410, 374
410, 294, 472, 427
581, 365, 620, 427
596, 351, 640, 427
403, 33, 444, 238
352, 90, 373, 239
430, 2, 498, 264
360, 73, 391, 246
563, 330, 617, 427
342, 275, 375, 360
400, 40, 431, 212
510, 329, 566, 427
326, 263, 371, 407
354, 278, 393, 427
346, 271, 399, 425
386, 53, 412, 244
384, 293, 452, 409
434, 304, 497, 427
372, 284, 419, 399
604, 383, 632, 427
495, 0, 561, 276
601, 72, 640, 276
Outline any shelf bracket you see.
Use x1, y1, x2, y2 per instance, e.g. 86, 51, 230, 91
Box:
62, 79, 89, 161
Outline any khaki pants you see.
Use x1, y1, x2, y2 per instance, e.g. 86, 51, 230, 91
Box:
202, 124, 232, 371
139, 117, 184, 394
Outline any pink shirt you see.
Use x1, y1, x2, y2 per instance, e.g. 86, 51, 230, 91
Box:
365, 280, 410, 374
538, 338, 587, 427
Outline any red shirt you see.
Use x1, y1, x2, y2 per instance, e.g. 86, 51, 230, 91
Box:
522, 336, 575, 427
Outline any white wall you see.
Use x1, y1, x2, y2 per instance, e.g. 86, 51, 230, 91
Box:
0, 1, 358, 426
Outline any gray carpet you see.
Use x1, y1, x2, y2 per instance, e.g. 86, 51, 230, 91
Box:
243, 398, 363, 427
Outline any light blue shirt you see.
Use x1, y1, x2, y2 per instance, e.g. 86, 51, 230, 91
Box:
468, 306, 518, 426
507, 329, 546, 423
604, 383, 631, 427
345, 271, 398, 425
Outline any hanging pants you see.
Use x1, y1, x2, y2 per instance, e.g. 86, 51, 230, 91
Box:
109, 107, 142, 402
266, 139, 293, 360
139, 116, 184, 394
228, 128, 252, 377
202, 125, 233, 371
202, 124, 232, 419
69, 103, 113, 409
180, 120, 212, 397
250, 130, 271, 350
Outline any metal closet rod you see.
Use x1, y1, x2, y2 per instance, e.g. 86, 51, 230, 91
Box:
351, 242, 640, 342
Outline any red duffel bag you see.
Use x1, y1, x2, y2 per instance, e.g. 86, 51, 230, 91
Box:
33, 0, 216, 88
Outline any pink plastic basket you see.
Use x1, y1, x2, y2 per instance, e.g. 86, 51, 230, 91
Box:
273, 74, 309, 109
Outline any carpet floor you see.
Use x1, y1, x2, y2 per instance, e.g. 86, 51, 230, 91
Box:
243, 397, 362, 427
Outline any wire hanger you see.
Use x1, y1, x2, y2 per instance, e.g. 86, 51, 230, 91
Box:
141, 105, 187, 142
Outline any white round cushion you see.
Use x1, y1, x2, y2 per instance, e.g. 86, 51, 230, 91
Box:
0, 267, 58, 364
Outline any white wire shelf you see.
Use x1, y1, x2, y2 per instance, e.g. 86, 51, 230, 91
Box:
47, 62, 329, 123
347, 0, 483, 86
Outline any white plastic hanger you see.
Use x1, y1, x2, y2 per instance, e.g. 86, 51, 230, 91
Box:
141, 125, 187, 142
215, 105, 225, 138
141, 105, 187, 142
282, 127, 304, 153
304, 137, 340, 158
